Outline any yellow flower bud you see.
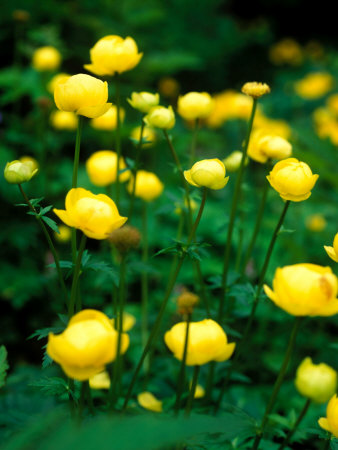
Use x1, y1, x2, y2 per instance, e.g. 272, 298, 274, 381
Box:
47, 309, 129, 380
128, 92, 160, 113
111, 312, 136, 332
248, 131, 292, 164
127, 170, 164, 202
84, 35, 142, 76
50, 110, 78, 130
54, 225, 72, 243
305, 214, 327, 232
4, 160, 38, 184
137, 392, 163, 412
89, 371, 111, 390
164, 319, 235, 366
177, 291, 199, 315
32, 46, 61, 71
264, 263, 338, 317
241, 82, 271, 98
90, 106, 125, 131
174, 197, 198, 215
324, 233, 338, 263
47, 73, 71, 94
184, 159, 229, 190
223, 151, 248, 172
86, 150, 130, 187
319, 394, 338, 437
295, 357, 337, 403
54, 74, 111, 119
143, 106, 175, 130
130, 126, 157, 148
193, 384, 205, 399
19, 156, 39, 172
269, 39, 303, 66
53, 188, 127, 240
108, 225, 141, 253
294, 72, 333, 100
267, 158, 318, 202
206, 91, 253, 127
177, 92, 214, 121
158, 77, 180, 98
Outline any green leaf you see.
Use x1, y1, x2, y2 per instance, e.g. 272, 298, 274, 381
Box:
39, 205, 54, 216
41, 216, 60, 233
29, 377, 71, 398
29, 197, 45, 207
278, 226, 296, 235
0, 345, 9, 388
28, 327, 63, 341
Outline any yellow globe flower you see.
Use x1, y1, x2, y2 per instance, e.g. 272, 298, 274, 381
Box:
144, 106, 175, 130
90, 105, 125, 130
184, 159, 229, 190
111, 312, 136, 332
54, 74, 111, 119
223, 151, 248, 172
84, 35, 142, 76
4, 160, 38, 184
267, 158, 318, 202
294, 72, 333, 100
241, 82, 271, 98
19, 156, 39, 172
54, 225, 71, 243
269, 39, 303, 66
53, 188, 127, 240
128, 92, 160, 114
295, 357, 337, 403
86, 150, 130, 187
47, 73, 71, 94
158, 77, 180, 98
164, 319, 235, 366
50, 110, 78, 130
137, 392, 163, 412
127, 170, 164, 202
319, 394, 338, 437
47, 309, 129, 381
89, 371, 111, 390
32, 46, 61, 71
324, 233, 338, 263
130, 125, 157, 147
254, 113, 292, 139
206, 91, 253, 127
305, 214, 327, 232
177, 92, 214, 121
248, 130, 292, 164
264, 263, 338, 317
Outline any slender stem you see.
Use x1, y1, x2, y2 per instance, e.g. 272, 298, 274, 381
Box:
85, 381, 95, 415
78, 381, 86, 423
235, 211, 244, 272
185, 365, 200, 417
174, 314, 191, 413
278, 398, 311, 450
141, 202, 150, 373
122, 189, 207, 411
115, 73, 121, 207
252, 317, 302, 449
322, 437, 332, 450
128, 120, 145, 222
189, 119, 199, 165
18, 184, 68, 303
72, 116, 83, 188
218, 98, 258, 321
68, 234, 87, 318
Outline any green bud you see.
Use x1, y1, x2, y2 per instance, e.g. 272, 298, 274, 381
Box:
4, 160, 38, 184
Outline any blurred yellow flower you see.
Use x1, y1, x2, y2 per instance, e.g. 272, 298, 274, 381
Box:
254, 113, 292, 140
327, 93, 338, 115
90, 106, 125, 130
248, 130, 292, 163
269, 39, 303, 66
264, 263, 338, 316
177, 92, 214, 121
86, 150, 130, 187
54, 225, 71, 243
305, 214, 327, 232
295, 357, 337, 403
223, 151, 248, 172
85, 35, 142, 76
54, 74, 111, 118
267, 158, 318, 202
174, 197, 197, 215
241, 82, 270, 99
50, 110, 78, 130
130, 126, 157, 147
184, 159, 229, 190
47, 73, 70, 94
144, 106, 175, 129
127, 170, 164, 202
4, 160, 38, 184
53, 188, 127, 240
89, 371, 111, 390
206, 91, 253, 127
111, 312, 136, 332
324, 233, 338, 263
47, 309, 129, 380
294, 72, 333, 100
128, 92, 160, 113
177, 290, 199, 315
137, 392, 163, 412
319, 395, 338, 437
32, 46, 61, 71
193, 384, 205, 399
158, 77, 180, 98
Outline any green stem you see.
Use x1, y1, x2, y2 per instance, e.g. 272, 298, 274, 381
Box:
128, 120, 145, 223
122, 189, 207, 411
185, 365, 200, 417
115, 73, 121, 207
18, 184, 68, 303
189, 119, 199, 165
174, 314, 191, 414
72, 116, 83, 188
68, 234, 87, 318
278, 398, 311, 450
322, 437, 332, 450
85, 381, 95, 415
252, 317, 302, 449
218, 98, 258, 321
141, 202, 150, 373
78, 381, 86, 423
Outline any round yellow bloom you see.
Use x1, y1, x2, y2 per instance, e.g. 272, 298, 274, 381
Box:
177, 92, 214, 121
267, 158, 318, 202
158, 77, 180, 98
164, 319, 235, 366
137, 392, 163, 412
184, 159, 229, 190
223, 151, 248, 172
269, 39, 303, 66
206, 91, 253, 127
241, 82, 271, 98
127, 170, 164, 202
111, 312, 136, 332
305, 214, 327, 232
86, 150, 130, 187
47, 309, 129, 381
54, 74, 111, 119
248, 130, 292, 164
319, 394, 338, 437
128, 92, 160, 114
144, 106, 175, 130
32, 46, 61, 71
53, 188, 127, 240
294, 72, 333, 100
295, 357, 337, 403
20, 156, 39, 172
50, 110, 78, 130
4, 160, 38, 184
264, 263, 338, 317
47, 73, 71, 94
254, 113, 292, 140
90, 105, 125, 131
324, 233, 338, 263
89, 371, 111, 390
130, 126, 157, 148
84, 35, 142, 76
54, 225, 71, 243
